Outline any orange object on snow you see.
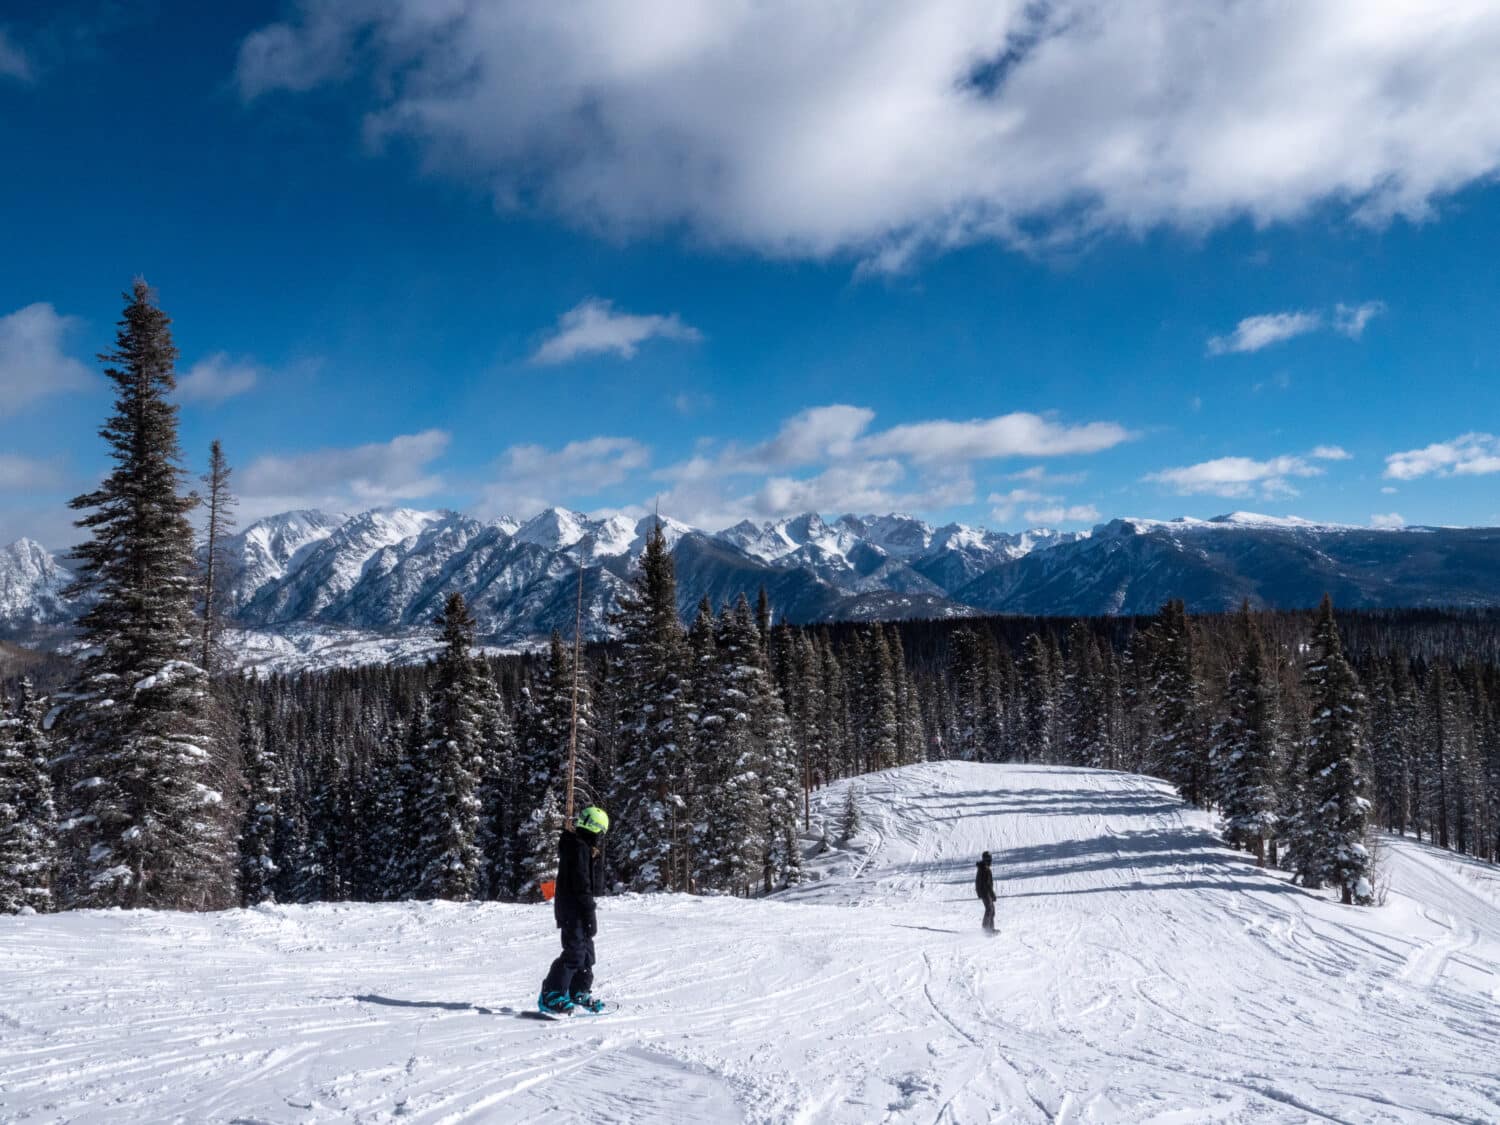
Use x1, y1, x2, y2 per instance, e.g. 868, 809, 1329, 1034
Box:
540, 879, 556, 902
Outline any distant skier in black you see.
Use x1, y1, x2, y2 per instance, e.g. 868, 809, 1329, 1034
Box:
975, 851, 996, 933
538, 805, 610, 1015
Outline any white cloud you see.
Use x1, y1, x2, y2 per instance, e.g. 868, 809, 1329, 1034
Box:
481, 437, 651, 518
989, 487, 1097, 525
657, 404, 878, 480
662, 460, 975, 531
1370, 512, 1405, 528
1144, 450, 1333, 499
988, 488, 1049, 522
1024, 504, 1100, 525
177, 353, 261, 403
1207, 312, 1322, 356
1333, 300, 1385, 339
237, 3, 1500, 266
1310, 445, 1352, 461
1381, 486, 1398, 495
0, 453, 64, 492
1384, 433, 1500, 480
238, 429, 450, 518
859, 413, 1133, 463
0, 29, 33, 82
672, 391, 713, 416
1210, 302, 1386, 356
0, 303, 92, 416
651, 403, 1124, 527
532, 298, 701, 364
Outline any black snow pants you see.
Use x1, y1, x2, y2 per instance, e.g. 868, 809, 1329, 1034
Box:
541, 916, 595, 1000
981, 896, 996, 932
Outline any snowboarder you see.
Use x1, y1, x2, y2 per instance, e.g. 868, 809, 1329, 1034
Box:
975, 851, 996, 933
538, 805, 610, 1015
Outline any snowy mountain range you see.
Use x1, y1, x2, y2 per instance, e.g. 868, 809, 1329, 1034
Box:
3, 507, 1498, 669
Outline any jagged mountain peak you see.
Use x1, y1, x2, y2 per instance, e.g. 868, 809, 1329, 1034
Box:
8, 507, 1500, 672
0, 537, 73, 632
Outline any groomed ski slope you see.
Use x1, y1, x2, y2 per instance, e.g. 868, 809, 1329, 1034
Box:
3, 762, 1499, 1123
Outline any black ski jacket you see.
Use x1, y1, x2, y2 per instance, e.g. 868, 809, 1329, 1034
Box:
554, 829, 606, 931
975, 860, 995, 902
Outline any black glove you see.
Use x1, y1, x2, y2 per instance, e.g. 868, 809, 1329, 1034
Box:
587, 915, 597, 938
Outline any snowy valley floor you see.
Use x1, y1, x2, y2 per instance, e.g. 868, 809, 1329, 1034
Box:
3, 763, 1500, 1123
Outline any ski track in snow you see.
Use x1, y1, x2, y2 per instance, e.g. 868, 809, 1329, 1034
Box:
3, 763, 1499, 1123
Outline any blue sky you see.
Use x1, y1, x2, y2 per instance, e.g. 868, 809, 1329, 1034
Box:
2, 1, 1499, 549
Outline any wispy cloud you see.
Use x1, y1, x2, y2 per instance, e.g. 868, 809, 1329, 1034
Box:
1144, 445, 1349, 500
0, 303, 92, 416
1209, 302, 1385, 356
0, 29, 33, 83
238, 430, 450, 519
0, 453, 64, 492
860, 414, 1133, 464
988, 488, 1097, 526
481, 437, 650, 518
1309, 445, 1352, 461
1333, 301, 1386, 339
532, 298, 701, 365
1208, 312, 1322, 356
1384, 433, 1500, 480
1371, 512, 1405, 528
177, 353, 261, 403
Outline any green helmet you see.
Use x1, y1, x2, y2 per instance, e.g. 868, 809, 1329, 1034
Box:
576, 806, 610, 836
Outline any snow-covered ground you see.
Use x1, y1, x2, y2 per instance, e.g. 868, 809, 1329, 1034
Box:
3, 763, 1498, 1123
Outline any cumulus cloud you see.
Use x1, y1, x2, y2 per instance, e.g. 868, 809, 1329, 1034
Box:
532, 298, 701, 364
481, 437, 651, 518
0, 302, 93, 416
238, 429, 450, 518
1333, 300, 1386, 339
236, 3, 1500, 266
1384, 433, 1500, 480
1371, 512, 1406, 529
177, 353, 261, 403
1207, 312, 1322, 356
1144, 450, 1335, 499
0, 29, 32, 82
648, 403, 1125, 526
1310, 445, 1352, 461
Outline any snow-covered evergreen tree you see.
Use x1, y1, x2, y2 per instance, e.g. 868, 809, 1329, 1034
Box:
863, 627, 899, 772
839, 782, 862, 845
0, 681, 58, 913
409, 593, 486, 901
1150, 600, 1208, 806
1215, 604, 1281, 864
1298, 596, 1373, 904
517, 788, 564, 901
238, 696, 279, 906
473, 666, 517, 901
610, 522, 692, 892
1021, 633, 1055, 764
695, 601, 770, 895
1064, 623, 1109, 768
60, 280, 234, 910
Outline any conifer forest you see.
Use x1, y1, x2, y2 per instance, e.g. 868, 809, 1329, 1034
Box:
4, 283, 1500, 919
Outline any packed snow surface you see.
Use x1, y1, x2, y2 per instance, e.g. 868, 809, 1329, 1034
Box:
4, 763, 1499, 1123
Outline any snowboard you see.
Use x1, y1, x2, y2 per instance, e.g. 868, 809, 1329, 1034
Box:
477, 1002, 616, 1020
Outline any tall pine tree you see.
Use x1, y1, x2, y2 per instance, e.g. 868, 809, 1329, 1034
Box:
1299, 596, 1373, 904
61, 280, 234, 910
